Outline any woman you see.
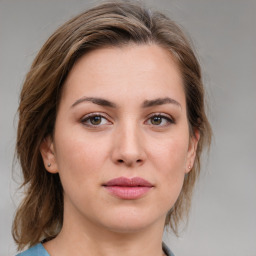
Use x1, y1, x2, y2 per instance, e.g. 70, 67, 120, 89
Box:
13, 1, 211, 255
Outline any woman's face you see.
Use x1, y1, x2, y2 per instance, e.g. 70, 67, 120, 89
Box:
41, 44, 198, 233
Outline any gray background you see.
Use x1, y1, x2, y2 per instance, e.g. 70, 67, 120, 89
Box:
1, 0, 255, 255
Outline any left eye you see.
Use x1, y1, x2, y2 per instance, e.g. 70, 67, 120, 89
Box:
146, 115, 174, 126
81, 115, 110, 126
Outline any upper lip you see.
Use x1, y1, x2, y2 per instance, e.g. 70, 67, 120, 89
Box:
104, 177, 153, 187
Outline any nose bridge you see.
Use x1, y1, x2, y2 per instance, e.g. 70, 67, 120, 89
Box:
121, 120, 140, 151
112, 117, 145, 166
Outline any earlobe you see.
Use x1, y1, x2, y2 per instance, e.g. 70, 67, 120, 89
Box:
40, 136, 58, 173
185, 129, 200, 173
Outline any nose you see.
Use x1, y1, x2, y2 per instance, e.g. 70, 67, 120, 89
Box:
111, 122, 146, 167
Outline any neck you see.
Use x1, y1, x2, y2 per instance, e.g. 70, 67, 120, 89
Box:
44, 204, 166, 256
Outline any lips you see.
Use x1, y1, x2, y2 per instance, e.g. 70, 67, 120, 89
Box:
103, 177, 153, 200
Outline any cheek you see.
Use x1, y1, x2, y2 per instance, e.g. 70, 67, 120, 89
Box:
148, 134, 189, 205
53, 129, 110, 186
149, 134, 189, 175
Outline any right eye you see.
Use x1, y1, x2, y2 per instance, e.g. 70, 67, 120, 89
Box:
81, 114, 111, 127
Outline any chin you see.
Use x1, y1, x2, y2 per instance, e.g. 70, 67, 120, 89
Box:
99, 207, 165, 233
105, 221, 153, 234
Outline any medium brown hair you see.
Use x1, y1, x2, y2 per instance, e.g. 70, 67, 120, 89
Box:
13, 0, 211, 250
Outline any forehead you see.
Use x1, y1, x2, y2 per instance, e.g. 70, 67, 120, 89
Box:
61, 44, 185, 107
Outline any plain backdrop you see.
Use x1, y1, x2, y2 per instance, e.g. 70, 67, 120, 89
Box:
1, 0, 255, 255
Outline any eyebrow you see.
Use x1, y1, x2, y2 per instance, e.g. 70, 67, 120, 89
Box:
142, 97, 181, 108
71, 97, 117, 108
71, 96, 181, 109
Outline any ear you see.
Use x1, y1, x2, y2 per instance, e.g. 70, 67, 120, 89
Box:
40, 135, 58, 173
185, 129, 200, 174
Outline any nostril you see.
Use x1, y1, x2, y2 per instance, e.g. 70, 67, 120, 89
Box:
116, 158, 144, 165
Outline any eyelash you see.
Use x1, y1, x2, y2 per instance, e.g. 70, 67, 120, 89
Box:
81, 113, 111, 127
145, 113, 175, 127
80, 113, 175, 127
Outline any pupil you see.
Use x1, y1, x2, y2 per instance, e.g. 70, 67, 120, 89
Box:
152, 116, 161, 125
91, 116, 101, 125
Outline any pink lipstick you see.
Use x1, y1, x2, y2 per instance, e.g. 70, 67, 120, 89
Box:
103, 177, 153, 200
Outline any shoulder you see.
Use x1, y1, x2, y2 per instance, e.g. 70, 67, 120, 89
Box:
162, 242, 175, 256
16, 243, 50, 256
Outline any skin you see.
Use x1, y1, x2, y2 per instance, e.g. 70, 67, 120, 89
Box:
40, 44, 199, 256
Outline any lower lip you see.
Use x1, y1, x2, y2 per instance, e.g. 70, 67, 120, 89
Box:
104, 186, 152, 199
